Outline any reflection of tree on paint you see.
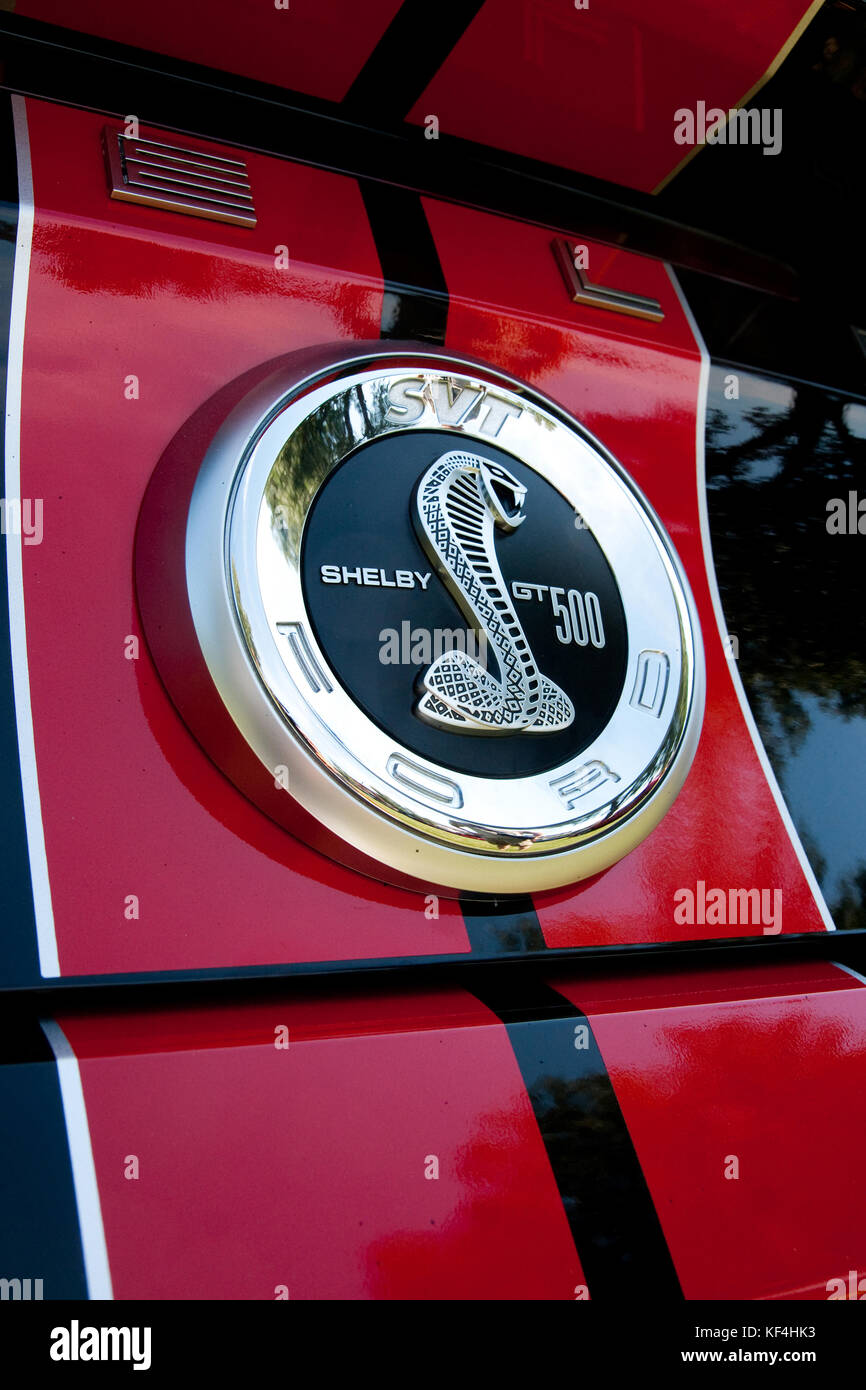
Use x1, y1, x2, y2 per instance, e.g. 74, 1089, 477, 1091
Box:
813, 24, 866, 102
833, 864, 866, 932
706, 375, 866, 764
796, 831, 866, 931
705, 367, 866, 929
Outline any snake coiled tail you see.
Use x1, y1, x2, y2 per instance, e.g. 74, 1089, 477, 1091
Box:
412, 451, 574, 735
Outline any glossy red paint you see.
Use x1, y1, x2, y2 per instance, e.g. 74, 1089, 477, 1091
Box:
16, 0, 816, 192
52, 959, 866, 1298
15, 96, 829, 980
552, 961, 866, 1300
56, 986, 587, 1299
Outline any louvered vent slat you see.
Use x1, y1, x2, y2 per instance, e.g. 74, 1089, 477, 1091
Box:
103, 129, 257, 228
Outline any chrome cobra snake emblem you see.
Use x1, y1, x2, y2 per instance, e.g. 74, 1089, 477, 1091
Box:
412, 451, 575, 735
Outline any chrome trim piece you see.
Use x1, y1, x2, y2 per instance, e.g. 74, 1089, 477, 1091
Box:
553, 238, 664, 323
103, 128, 257, 227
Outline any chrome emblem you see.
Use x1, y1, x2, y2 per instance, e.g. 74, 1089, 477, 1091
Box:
135, 344, 704, 895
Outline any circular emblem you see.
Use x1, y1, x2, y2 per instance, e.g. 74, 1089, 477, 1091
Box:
136, 343, 704, 894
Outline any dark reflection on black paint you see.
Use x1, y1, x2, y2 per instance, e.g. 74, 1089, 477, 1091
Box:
705, 365, 866, 928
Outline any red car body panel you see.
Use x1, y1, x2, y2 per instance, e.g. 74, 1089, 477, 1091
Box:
1, 1, 862, 1311
16, 98, 826, 979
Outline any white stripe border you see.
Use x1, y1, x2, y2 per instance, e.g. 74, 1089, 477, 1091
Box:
40, 1018, 113, 1300
5, 95, 60, 974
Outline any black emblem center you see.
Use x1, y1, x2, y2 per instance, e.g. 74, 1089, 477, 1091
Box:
301, 431, 629, 779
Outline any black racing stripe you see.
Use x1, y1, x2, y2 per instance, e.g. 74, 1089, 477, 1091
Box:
0, 91, 42, 988
460, 895, 547, 955
0, 1015, 88, 1298
343, 0, 487, 123
361, 180, 449, 345
470, 972, 684, 1299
